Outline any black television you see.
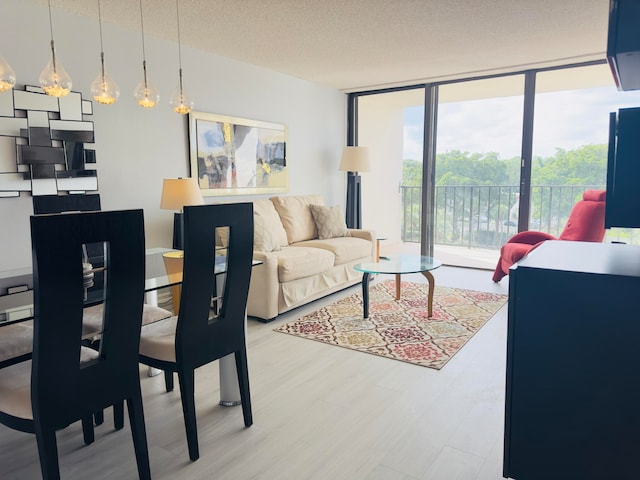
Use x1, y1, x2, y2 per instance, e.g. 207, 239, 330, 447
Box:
605, 107, 640, 228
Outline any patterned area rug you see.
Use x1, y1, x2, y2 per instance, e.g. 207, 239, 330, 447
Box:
274, 280, 507, 370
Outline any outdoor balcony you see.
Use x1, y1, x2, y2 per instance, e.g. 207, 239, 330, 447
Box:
393, 184, 636, 269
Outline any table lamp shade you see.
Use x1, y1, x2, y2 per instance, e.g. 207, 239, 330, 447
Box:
160, 178, 204, 211
339, 146, 370, 173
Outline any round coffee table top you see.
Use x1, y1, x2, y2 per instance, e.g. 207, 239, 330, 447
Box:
354, 254, 442, 275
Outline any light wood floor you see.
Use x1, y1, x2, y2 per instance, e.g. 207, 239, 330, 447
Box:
0, 266, 509, 480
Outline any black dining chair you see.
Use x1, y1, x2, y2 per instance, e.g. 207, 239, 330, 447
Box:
0, 196, 106, 371
0, 209, 151, 480
31, 193, 171, 428
139, 202, 254, 461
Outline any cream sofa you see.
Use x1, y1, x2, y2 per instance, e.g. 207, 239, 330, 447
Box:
247, 194, 375, 322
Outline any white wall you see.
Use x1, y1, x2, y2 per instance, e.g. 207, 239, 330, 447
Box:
0, 0, 347, 271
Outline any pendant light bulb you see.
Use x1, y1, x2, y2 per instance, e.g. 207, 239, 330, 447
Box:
91, 68, 119, 105
40, 2, 72, 97
170, 0, 194, 115
40, 41, 72, 97
0, 55, 16, 93
135, 0, 158, 108
91, 0, 119, 105
134, 60, 160, 108
170, 69, 194, 114
91, 53, 120, 105
170, 90, 194, 115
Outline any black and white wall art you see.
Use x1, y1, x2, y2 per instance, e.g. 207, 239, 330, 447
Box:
0, 86, 97, 198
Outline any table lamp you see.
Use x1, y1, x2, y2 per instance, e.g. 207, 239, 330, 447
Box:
339, 146, 370, 229
160, 177, 204, 249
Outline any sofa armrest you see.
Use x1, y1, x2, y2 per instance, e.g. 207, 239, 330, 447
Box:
247, 250, 280, 321
506, 230, 556, 245
348, 228, 376, 259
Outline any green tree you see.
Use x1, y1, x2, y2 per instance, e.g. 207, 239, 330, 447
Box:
434, 151, 510, 185
400, 145, 607, 245
402, 159, 423, 186
402, 146, 606, 187
532, 145, 607, 186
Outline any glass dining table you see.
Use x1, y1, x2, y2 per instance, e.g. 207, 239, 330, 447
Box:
0, 248, 251, 407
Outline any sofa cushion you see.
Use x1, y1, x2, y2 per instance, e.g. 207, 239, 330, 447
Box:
309, 204, 348, 239
275, 246, 335, 283
270, 194, 323, 244
253, 198, 288, 251
293, 237, 372, 266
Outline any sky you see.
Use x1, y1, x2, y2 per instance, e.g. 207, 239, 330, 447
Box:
403, 86, 640, 161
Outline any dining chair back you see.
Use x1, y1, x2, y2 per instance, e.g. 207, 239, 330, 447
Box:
0, 195, 105, 370
139, 202, 254, 461
177, 203, 254, 369
0, 209, 151, 479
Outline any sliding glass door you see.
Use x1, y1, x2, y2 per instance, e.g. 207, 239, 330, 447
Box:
434, 76, 524, 268
356, 88, 425, 256
531, 64, 640, 244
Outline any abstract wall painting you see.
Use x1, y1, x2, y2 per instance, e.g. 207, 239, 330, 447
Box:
189, 111, 288, 196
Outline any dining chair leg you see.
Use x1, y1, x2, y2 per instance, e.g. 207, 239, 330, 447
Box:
126, 393, 151, 480
164, 370, 174, 392
113, 402, 124, 430
81, 416, 95, 445
177, 368, 199, 461
35, 424, 61, 480
93, 409, 104, 425
235, 349, 253, 427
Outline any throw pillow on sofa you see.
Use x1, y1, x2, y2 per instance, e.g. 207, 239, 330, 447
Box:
270, 194, 323, 243
254, 212, 282, 252
253, 199, 288, 252
309, 204, 348, 239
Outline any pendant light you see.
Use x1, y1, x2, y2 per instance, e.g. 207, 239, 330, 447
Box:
39, 0, 72, 97
90, 0, 119, 104
0, 55, 16, 92
133, 0, 159, 108
169, 0, 194, 115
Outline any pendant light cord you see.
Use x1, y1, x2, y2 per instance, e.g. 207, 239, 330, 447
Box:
47, 0, 55, 43
97, 0, 106, 78
139, 0, 147, 61
47, 0, 58, 75
139, 0, 149, 89
97, 0, 105, 53
176, 0, 184, 96
176, 0, 183, 70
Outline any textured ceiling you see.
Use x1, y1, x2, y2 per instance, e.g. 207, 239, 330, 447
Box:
35, 0, 611, 92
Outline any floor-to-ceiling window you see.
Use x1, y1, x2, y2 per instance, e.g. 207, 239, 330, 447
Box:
356, 88, 425, 247
434, 76, 524, 268
351, 60, 640, 268
532, 64, 640, 244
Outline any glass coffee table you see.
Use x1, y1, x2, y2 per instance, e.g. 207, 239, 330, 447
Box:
354, 254, 442, 318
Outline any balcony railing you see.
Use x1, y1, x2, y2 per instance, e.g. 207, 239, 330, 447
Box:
401, 185, 637, 248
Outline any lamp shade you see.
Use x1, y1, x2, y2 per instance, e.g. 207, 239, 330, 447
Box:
339, 146, 370, 173
160, 178, 204, 210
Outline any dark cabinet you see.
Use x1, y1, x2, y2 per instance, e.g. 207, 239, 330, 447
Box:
608, 0, 640, 91
504, 240, 640, 479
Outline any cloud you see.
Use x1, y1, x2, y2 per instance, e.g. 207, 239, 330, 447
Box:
402, 86, 640, 160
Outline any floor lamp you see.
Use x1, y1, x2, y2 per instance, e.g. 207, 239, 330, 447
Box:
339, 146, 370, 229
160, 178, 204, 249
